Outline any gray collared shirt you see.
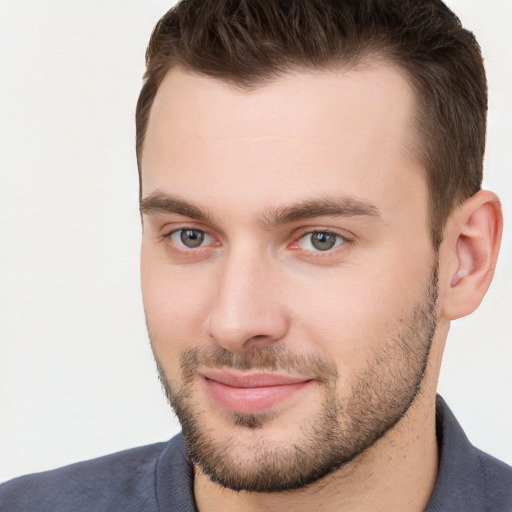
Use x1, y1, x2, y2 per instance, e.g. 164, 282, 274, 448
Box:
1, 396, 511, 511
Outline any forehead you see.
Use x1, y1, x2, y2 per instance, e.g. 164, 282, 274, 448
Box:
141, 64, 425, 219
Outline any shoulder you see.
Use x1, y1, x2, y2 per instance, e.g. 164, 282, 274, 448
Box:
474, 447, 512, 509
427, 396, 512, 511
0, 441, 169, 512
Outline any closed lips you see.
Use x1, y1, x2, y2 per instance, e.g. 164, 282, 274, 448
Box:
200, 369, 315, 414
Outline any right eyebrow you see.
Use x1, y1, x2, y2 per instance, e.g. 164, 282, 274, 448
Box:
140, 191, 211, 221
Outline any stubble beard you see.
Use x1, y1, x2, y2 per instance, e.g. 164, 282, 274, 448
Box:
151, 261, 439, 493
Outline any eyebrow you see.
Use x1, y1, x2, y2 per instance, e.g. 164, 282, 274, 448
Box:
140, 191, 211, 221
263, 196, 381, 226
140, 191, 381, 225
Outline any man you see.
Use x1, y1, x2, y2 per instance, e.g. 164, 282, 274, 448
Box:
1, 0, 511, 510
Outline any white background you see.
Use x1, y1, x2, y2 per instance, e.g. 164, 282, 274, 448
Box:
0, 0, 511, 483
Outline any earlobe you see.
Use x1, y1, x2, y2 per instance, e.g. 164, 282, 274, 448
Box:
441, 190, 503, 321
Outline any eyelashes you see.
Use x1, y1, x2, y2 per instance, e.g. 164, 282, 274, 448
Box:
164, 227, 349, 256
294, 231, 346, 252
168, 228, 214, 249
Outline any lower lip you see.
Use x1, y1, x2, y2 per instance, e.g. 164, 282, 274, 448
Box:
203, 378, 313, 414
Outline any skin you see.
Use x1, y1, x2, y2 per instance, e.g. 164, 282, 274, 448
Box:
140, 64, 502, 511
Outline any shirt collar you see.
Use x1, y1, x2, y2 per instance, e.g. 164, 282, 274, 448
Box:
155, 395, 487, 511
425, 395, 486, 511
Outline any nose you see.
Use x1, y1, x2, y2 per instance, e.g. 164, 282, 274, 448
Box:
206, 249, 289, 352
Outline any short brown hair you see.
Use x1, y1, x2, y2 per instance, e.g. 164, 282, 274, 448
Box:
136, 0, 487, 248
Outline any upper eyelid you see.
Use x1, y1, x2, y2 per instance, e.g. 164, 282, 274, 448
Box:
162, 223, 214, 237
144, 213, 220, 237
295, 231, 347, 247
165, 228, 218, 254
299, 230, 345, 239
166, 227, 213, 241
290, 227, 354, 254
161, 225, 352, 250
292, 226, 352, 242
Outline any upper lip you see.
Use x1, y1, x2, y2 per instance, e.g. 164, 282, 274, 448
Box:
200, 368, 313, 388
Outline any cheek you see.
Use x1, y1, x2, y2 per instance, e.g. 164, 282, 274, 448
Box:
288, 256, 430, 373
141, 250, 214, 358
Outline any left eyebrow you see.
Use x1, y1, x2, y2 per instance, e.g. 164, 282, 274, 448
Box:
263, 195, 381, 226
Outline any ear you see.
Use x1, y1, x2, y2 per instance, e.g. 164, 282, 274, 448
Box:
440, 190, 503, 321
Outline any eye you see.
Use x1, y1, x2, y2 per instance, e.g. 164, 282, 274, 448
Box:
297, 231, 345, 251
169, 228, 213, 249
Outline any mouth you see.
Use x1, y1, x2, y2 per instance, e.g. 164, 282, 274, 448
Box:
199, 368, 315, 414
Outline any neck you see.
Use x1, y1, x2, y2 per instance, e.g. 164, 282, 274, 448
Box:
193, 392, 439, 512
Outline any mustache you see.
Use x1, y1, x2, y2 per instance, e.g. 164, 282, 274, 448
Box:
177, 345, 338, 386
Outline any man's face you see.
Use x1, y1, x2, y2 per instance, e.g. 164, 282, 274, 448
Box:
140, 65, 439, 491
